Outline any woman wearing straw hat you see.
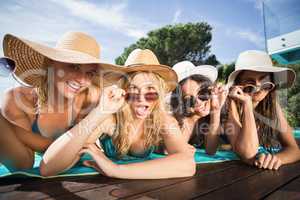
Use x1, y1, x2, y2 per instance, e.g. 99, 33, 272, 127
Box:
170, 61, 227, 155
0, 32, 125, 169
225, 50, 300, 170
40, 49, 196, 178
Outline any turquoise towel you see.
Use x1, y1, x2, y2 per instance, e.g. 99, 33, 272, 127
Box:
0, 129, 299, 178
0, 150, 238, 178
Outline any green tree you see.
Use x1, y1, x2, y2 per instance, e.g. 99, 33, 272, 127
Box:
217, 63, 235, 82
281, 63, 300, 127
115, 23, 219, 67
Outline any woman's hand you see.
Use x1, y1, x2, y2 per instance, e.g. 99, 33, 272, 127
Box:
254, 153, 282, 170
96, 85, 125, 114
228, 86, 252, 105
210, 83, 228, 112
79, 144, 118, 177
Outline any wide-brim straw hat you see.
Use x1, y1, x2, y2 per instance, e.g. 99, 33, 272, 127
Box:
227, 50, 296, 88
3, 32, 125, 87
172, 60, 218, 83
123, 49, 178, 92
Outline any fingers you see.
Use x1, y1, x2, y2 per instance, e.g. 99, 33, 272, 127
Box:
83, 160, 104, 174
256, 153, 265, 168
255, 153, 282, 170
273, 159, 282, 170
262, 153, 272, 169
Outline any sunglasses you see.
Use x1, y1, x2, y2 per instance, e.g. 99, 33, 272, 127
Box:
125, 92, 159, 102
0, 57, 15, 77
182, 87, 211, 116
240, 82, 275, 94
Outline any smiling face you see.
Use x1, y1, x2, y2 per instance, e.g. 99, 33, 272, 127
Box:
51, 61, 99, 100
181, 79, 210, 118
236, 71, 273, 104
126, 72, 160, 120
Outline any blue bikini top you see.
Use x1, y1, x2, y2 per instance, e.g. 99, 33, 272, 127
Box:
100, 135, 155, 159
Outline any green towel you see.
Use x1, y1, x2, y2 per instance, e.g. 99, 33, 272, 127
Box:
0, 129, 299, 178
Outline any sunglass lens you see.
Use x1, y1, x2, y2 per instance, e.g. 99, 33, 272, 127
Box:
197, 88, 210, 101
125, 93, 139, 102
243, 85, 256, 94
0, 58, 15, 76
261, 82, 274, 91
144, 92, 159, 101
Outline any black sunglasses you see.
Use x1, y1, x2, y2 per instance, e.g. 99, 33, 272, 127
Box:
182, 87, 211, 116
125, 92, 159, 102
0, 57, 15, 77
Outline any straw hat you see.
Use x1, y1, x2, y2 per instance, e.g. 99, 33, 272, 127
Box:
123, 49, 178, 92
227, 50, 296, 88
3, 31, 124, 87
172, 60, 218, 83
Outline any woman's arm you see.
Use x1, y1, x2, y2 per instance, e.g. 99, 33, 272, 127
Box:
40, 85, 124, 176
81, 115, 196, 179
205, 83, 227, 155
226, 87, 259, 162
1, 87, 53, 151
255, 103, 300, 170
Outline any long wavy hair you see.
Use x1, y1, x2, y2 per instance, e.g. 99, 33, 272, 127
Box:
170, 74, 213, 147
35, 58, 50, 110
112, 72, 167, 157
234, 72, 281, 149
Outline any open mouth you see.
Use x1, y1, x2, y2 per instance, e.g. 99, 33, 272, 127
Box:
134, 105, 150, 118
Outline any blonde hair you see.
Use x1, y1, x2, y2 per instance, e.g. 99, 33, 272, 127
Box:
36, 58, 51, 109
113, 72, 167, 157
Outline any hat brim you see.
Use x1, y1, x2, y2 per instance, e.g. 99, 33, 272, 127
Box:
3, 34, 125, 87
227, 66, 296, 89
124, 64, 178, 92
177, 65, 218, 83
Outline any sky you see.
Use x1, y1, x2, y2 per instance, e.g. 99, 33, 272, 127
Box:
0, 0, 267, 97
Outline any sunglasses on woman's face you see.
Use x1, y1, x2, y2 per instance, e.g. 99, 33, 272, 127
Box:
241, 82, 275, 94
182, 88, 211, 116
125, 92, 159, 102
0, 57, 15, 77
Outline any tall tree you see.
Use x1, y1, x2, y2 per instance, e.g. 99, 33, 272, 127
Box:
115, 23, 219, 67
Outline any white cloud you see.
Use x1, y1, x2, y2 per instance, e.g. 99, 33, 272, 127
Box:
49, 0, 150, 39
236, 30, 265, 48
172, 9, 182, 23
242, 0, 271, 10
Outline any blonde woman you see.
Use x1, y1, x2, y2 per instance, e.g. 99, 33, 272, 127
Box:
225, 50, 300, 170
40, 49, 196, 179
0, 32, 123, 169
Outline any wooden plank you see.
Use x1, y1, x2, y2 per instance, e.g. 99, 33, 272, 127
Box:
194, 161, 300, 200
42, 161, 239, 200
0, 176, 127, 200
124, 164, 260, 200
264, 175, 300, 200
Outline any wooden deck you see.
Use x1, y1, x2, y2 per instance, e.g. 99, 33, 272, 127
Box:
2, 139, 300, 200
1, 160, 300, 200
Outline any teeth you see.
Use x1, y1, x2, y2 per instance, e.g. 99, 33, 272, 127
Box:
68, 81, 80, 90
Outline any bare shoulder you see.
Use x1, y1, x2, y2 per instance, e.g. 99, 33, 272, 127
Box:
2, 86, 36, 110
162, 113, 179, 125
1, 86, 37, 129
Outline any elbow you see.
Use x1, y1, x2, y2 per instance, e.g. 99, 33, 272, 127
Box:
181, 148, 197, 177
39, 161, 56, 177
234, 144, 258, 161
205, 148, 217, 156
